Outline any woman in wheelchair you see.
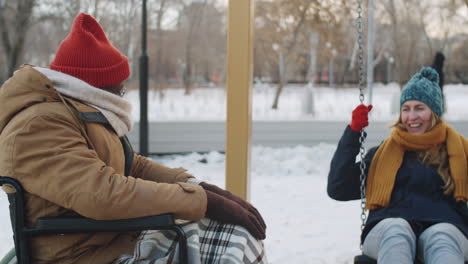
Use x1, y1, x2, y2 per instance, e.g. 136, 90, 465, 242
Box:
0, 13, 266, 264
328, 68, 468, 264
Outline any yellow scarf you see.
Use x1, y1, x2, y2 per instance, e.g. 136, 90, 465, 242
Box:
366, 122, 468, 210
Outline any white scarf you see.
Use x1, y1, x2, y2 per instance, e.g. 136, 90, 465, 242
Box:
34, 67, 133, 137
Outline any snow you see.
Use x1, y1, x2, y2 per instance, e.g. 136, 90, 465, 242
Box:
0, 83, 467, 263
154, 144, 363, 263
126, 83, 468, 122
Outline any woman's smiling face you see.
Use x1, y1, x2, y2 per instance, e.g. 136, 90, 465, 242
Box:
401, 100, 433, 134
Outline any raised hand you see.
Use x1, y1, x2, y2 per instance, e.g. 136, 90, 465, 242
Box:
350, 104, 373, 132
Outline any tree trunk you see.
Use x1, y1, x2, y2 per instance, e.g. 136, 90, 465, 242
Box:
271, 82, 283, 110
385, 0, 404, 88
93, 0, 99, 19
182, 0, 208, 95
271, 1, 311, 109
183, 44, 192, 95
0, 0, 35, 79
154, 0, 169, 98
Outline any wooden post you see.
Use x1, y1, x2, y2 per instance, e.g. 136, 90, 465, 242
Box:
225, 0, 254, 200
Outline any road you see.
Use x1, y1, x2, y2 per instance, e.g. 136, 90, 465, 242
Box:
127, 121, 468, 154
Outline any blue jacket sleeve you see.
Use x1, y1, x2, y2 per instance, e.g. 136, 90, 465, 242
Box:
327, 125, 378, 201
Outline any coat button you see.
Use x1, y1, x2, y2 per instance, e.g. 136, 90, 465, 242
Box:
45, 84, 51, 89
42, 97, 47, 102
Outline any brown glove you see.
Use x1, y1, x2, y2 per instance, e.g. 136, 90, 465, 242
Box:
200, 182, 267, 230
204, 190, 266, 240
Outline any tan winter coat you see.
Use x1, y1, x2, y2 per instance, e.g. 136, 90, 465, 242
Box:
0, 65, 207, 264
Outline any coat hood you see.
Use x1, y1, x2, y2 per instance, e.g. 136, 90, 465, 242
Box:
0, 65, 61, 134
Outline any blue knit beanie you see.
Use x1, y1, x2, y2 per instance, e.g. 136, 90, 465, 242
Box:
400, 67, 443, 116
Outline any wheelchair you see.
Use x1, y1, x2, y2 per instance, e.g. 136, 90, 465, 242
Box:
0, 176, 188, 264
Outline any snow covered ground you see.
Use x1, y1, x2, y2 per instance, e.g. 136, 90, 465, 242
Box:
126, 82, 468, 122
153, 144, 363, 264
0, 83, 467, 263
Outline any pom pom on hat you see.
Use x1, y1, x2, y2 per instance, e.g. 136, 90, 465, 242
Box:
400, 67, 443, 116
419, 67, 439, 83
50, 13, 130, 88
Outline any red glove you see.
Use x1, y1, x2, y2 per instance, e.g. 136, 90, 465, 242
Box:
200, 182, 266, 230
205, 190, 266, 240
350, 104, 373, 132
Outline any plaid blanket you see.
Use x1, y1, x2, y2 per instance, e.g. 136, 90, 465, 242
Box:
113, 218, 268, 264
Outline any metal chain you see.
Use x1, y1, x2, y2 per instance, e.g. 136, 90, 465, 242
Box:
356, 0, 367, 236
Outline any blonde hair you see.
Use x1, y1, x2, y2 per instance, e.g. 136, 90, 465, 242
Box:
391, 113, 454, 195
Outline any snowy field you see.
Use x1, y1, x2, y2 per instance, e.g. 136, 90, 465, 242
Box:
0, 83, 467, 263
126, 82, 468, 122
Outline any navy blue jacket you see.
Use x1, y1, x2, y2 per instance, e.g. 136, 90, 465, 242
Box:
328, 126, 468, 243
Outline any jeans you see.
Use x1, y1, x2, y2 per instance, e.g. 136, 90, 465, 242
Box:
363, 218, 468, 264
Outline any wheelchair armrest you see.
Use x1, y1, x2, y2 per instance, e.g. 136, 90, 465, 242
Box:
25, 214, 176, 235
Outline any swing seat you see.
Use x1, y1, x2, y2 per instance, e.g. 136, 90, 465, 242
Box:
354, 254, 377, 264
354, 254, 468, 264
0, 176, 188, 264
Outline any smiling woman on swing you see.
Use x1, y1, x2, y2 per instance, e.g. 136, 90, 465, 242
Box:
327, 67, 468, 264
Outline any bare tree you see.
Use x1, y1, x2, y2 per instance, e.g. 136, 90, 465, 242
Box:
0, 0, 36, 81
256, 0, 318, 109
376, 0, 468, 85
178, 0, 209, 95
148, 0, 173, 98
2, 0, 466, 89
102, 0, 140, 81
272, 2, 309, 109
378, 0, 425, 85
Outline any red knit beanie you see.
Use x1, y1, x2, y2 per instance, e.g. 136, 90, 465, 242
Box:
50, 13, 130, 88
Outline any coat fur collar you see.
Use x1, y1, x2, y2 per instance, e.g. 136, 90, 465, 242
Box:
34, 67, 133, 136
